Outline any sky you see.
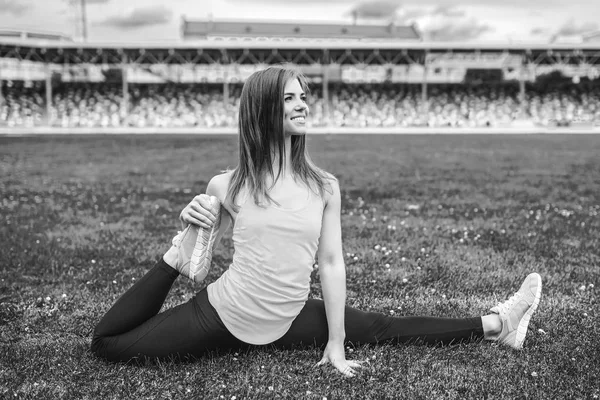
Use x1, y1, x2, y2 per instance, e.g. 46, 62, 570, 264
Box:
0, 0, 598, 43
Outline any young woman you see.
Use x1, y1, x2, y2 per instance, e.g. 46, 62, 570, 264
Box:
91, 66, 542, 377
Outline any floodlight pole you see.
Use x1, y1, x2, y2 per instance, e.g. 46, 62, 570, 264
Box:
519, 61, 527, 117
0, 64, 3, 111
421, 53, 429, 122
323, 66, 330, 126
80, 0, 88, 42
45, 63, 53, 125
121, 54, 129, 118
223, 77, 229, 109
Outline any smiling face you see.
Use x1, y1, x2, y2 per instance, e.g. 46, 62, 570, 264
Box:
282, 78, 309, 137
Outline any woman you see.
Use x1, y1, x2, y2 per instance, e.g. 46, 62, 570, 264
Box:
91, 66, 542, 377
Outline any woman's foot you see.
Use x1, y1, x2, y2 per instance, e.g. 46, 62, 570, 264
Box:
163, 198, 221, 283
486, 273, 542, 349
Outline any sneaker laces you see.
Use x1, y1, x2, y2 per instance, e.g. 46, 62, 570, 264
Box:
172, 230, 183, 247
494, 292, 521, 316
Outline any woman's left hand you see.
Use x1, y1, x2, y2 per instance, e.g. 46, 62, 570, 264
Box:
316, 341, 364, 377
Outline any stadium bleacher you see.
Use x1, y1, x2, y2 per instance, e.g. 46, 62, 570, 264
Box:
2, 80, 599, 129
1, 20, 599, 130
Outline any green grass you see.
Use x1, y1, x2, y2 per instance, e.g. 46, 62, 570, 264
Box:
1, 134, 599, 399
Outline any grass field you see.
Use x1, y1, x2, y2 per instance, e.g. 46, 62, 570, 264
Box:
1, 133, 599, 399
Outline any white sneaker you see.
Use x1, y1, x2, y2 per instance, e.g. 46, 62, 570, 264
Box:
189, 197, 221, 283
164, 197, 221, 283
489, 273, 542, 349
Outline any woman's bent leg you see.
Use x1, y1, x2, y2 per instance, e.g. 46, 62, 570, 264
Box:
91, 260, 241, 362
274, 299, 484, 349
92, 259, 179, 339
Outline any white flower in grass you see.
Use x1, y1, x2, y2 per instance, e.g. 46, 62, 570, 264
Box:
268, 386, 274, 391
306, 391, 312, 395
91, 259, 96, 264
538, 329, 546, 335
402, 278, 408, 284
401, 257, 406, 262
579, 285, 586, 291
374, 245, 381, 250
385, 263, 390, 268
531, 372, 538, 377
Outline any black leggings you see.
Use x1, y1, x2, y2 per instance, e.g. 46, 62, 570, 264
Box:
91, 259, 484, 362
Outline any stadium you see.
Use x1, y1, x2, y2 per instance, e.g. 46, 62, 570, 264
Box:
1, 18, 600, 134
1, 11, 599, 400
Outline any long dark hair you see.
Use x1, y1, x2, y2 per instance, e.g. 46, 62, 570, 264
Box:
226, 65, 332, 211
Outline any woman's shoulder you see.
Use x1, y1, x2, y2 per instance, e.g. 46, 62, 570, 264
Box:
317, 170, 339, 204
320, 170, 338, 183
206, 170, 235, 201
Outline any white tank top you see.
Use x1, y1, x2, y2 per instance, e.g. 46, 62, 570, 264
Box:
207, 184, 324, 345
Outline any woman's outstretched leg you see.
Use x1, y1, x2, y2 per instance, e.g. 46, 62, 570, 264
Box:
275, 273, 542, 350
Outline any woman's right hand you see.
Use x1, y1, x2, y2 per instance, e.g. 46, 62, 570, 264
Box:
179, 194, 219, 230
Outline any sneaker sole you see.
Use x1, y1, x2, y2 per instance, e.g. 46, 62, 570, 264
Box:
514, 273, 542, 349
189, 200, 221, 283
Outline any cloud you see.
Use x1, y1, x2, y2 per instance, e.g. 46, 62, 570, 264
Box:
556, 19, 598, 36
395, 5, 465, 23
395, 8, 430, 23
530, 27, 549, 36
226, 0, 350, 2
100, 5, 173, 29
346, 0, 402, 20
0, 0, 29, 16
424, 19, 494, 41
225, 0, 563, 5
431, 5, 465, 18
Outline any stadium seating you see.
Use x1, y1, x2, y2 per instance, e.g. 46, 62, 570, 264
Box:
1, 81, 599, 128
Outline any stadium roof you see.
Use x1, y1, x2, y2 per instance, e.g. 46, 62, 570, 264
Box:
182, 18, 421, 41
0, 38, 599, 66
0, 28, 72, 42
